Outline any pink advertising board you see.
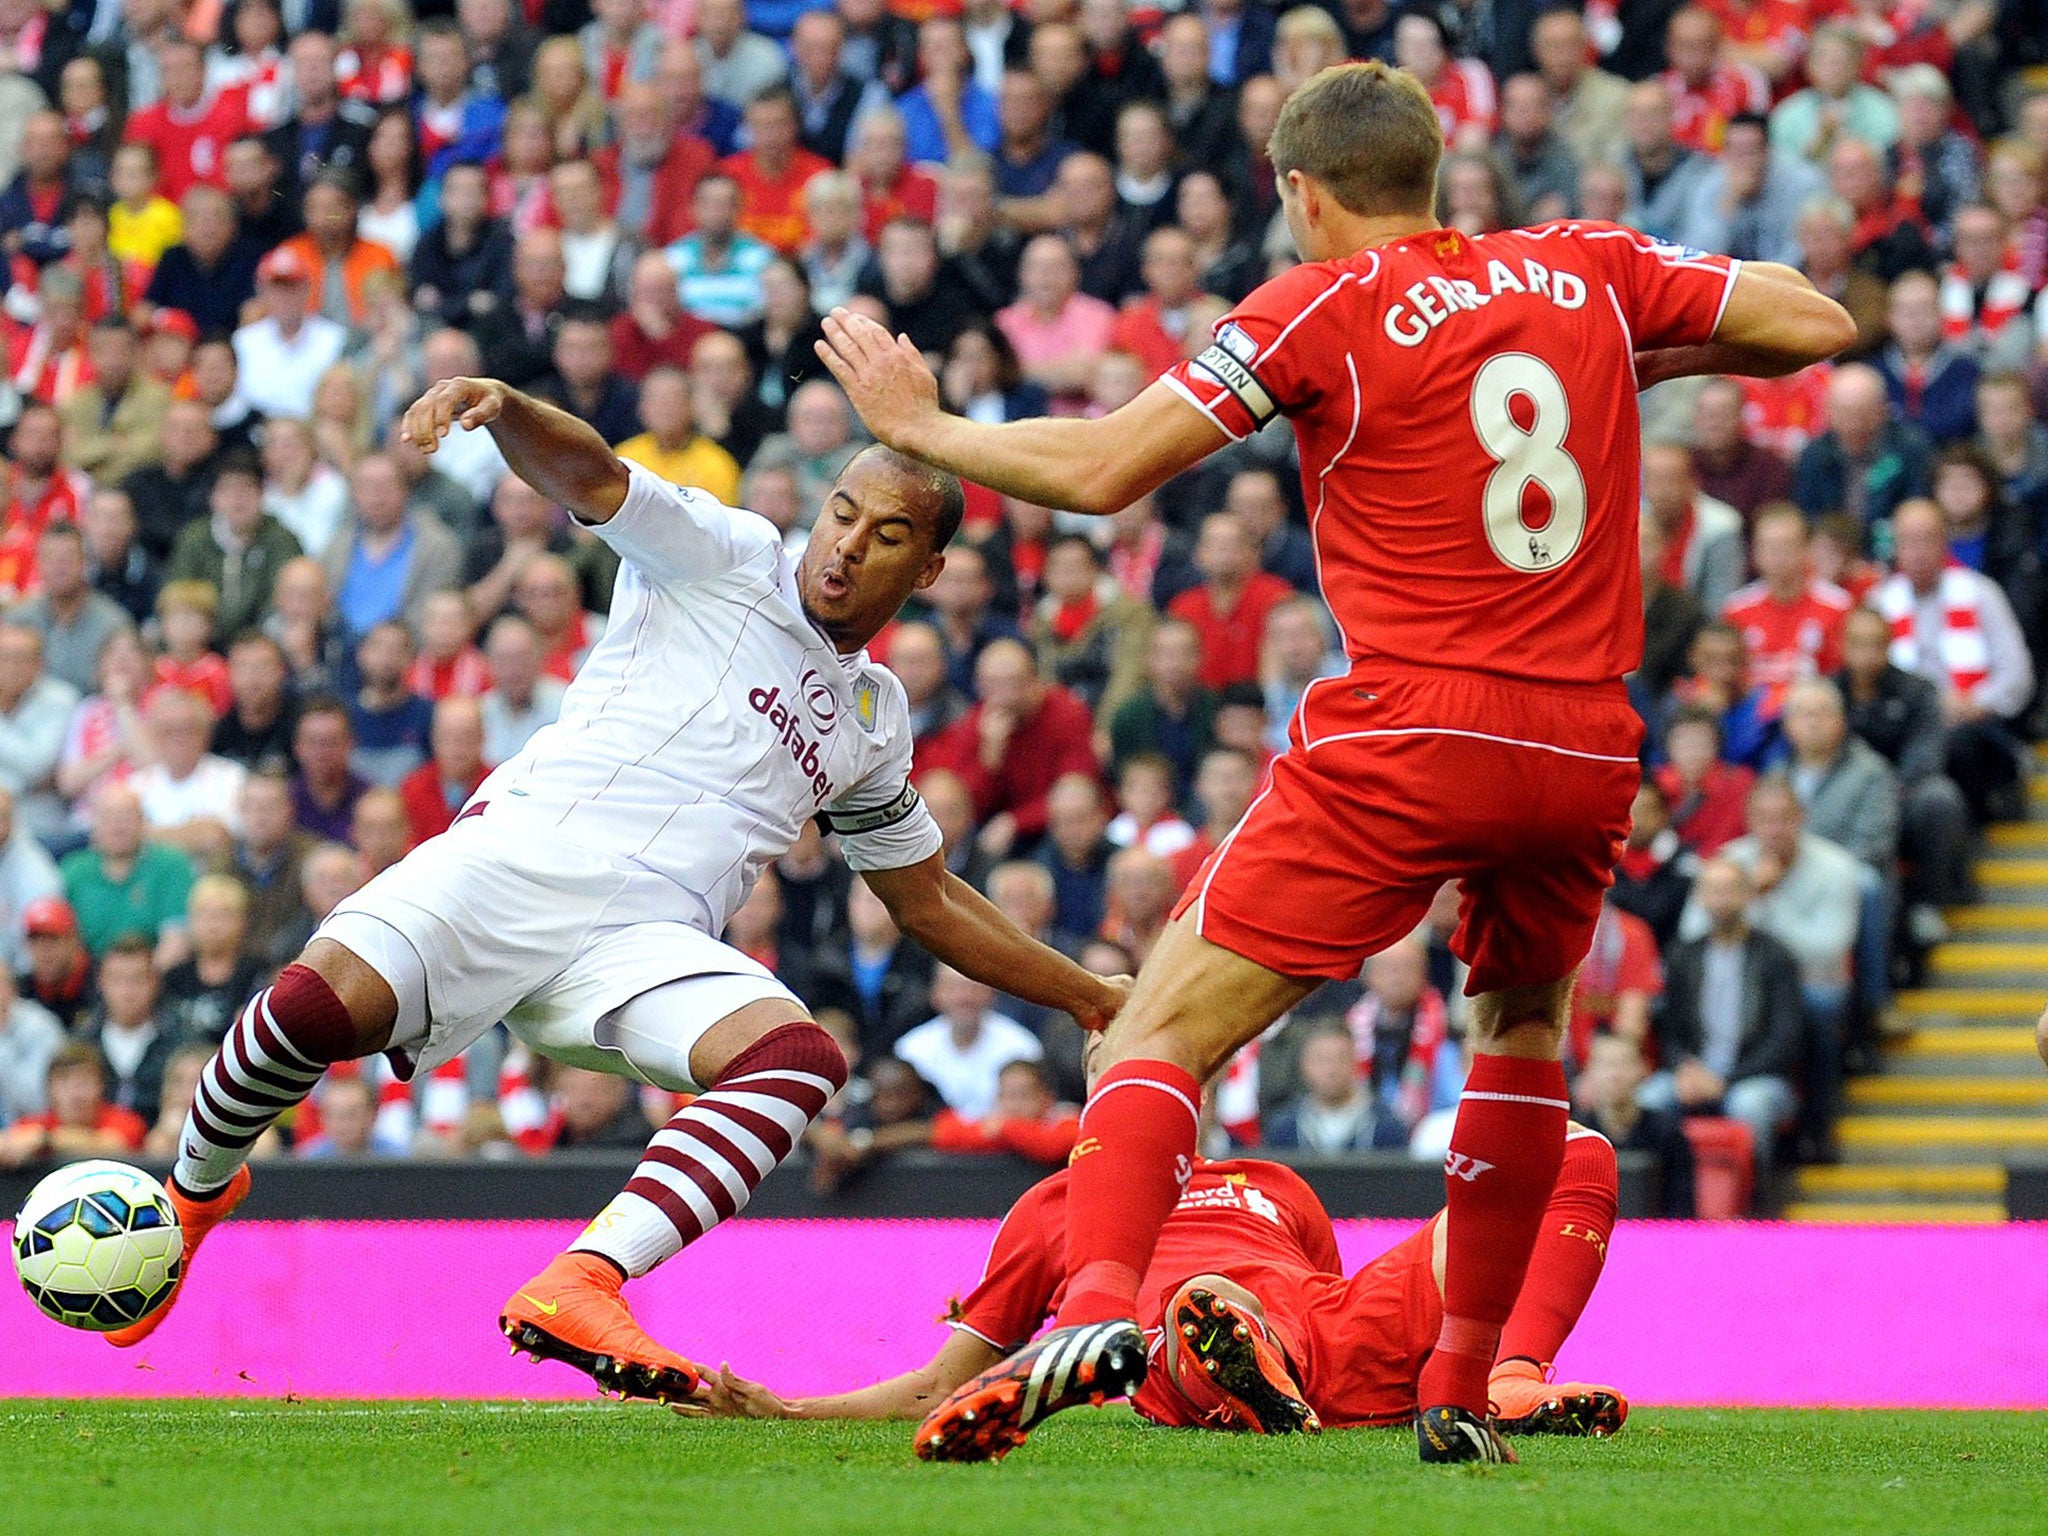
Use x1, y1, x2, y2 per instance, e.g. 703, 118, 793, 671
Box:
3, 1219, 2045, 1407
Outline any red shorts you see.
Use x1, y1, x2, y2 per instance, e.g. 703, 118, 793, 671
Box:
1137, 1223, 1444, 1430
1172, 663, 1642, 990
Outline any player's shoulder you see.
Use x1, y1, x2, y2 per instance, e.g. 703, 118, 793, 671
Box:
1002, 1167, 1071, 1233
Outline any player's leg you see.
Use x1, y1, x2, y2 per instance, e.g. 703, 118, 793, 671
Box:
104, 937, 400, 1348
1412, 967, 1576, 1460
498, 961, 847, 1401
1162, 1273, 1319, 1435
1489, 1127, 1627, 1436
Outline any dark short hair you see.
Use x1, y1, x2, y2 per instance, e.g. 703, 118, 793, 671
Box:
1666, 702, 1723, 744
212, 445, 263, 486
1725, 111, 1769, 138
296, 693, 352, 727
100, 933, 156, 967
1045, 532, 1100, 567
36, 520, 85, 550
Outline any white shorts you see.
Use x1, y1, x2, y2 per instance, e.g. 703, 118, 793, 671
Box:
318, 809, 802, 1093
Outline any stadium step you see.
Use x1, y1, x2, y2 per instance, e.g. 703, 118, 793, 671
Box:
1794, 1163, 2005, 1197
1845, 1077, 2048, 1110
1779, 1201, 2006, 1223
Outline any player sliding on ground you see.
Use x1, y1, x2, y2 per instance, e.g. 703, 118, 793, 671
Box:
816, 60, 1855, 1464
108, 380, 1130, 1404
691, 1051, 1625, 1448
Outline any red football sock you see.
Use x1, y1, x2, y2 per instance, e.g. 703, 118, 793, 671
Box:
1415, 1052, 1570, 1415
1496, 1129, 1619, 1372
1053, 1059, 1202, 1328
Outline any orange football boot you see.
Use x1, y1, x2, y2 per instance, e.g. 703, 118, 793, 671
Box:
1166, 1283, 1321, 1434
106, 1166, 253, 1348
499, 1252, 704, 1403
1489, 1357, 1629, 1437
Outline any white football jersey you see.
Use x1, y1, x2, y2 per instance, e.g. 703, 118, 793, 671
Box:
470, 463, 943, 937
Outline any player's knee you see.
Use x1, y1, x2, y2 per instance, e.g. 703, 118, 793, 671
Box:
716, 1018, 849, 1095
273, 951, 391, 1063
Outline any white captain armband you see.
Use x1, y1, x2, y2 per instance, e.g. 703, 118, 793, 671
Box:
1187, 322, 1278, 428
816, 782, 923, 837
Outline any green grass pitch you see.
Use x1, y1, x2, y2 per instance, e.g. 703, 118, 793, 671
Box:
8, 1401, 2042, 1536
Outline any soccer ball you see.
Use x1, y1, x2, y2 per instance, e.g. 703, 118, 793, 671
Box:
11, 1160, 182, 1332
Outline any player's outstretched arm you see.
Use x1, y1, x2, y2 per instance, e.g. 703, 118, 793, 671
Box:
686, 1333, 1003, 1421
862, 851, 1131, 1030
815, 309, 1225, 515
1634, 262, 1858, 388
400, 377, 630, 523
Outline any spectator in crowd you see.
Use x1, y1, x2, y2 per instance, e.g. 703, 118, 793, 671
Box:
1167, 511, 1297, 690
8, 524, 132, 698
0, 624, 81, 844
1690, 375, 1792, 520
1106, 751, 1193, 858
1572, 1030, 1696, 1218
1567, 896, 1663, 1075
1780, 677, 1901, 873
892, 963, 1043, 1118
1620, 80, 1709, 243
886, 620, 967, 743
0, 1042, 146, 1163
1259, 596, 1344, 753
1876, 270, 1980, 447
58, 316, 171, 486
1682, 111, 1820, 266
806, 1052, 935, 1193
916, 638, 1098, 855
324, 454, 465, 639
1874, 498, 2036, 821
233, 245, 350, 420
1768, 24, 1899, 162
472, 230, 576, 389
276, 171, 400, 325
129, 687, 246, 862
1264, 1021, 1405, 1153
478, 615, 565, 765
1168, 745, 1257, 890
514, 555, 603, 682
915, 768, 995, 890
1827, 135, 1934, 286
1341, 936, 1463, 1144
407, 592, 489, 703
983, 856, 1079, 1036
1028, 533, 1153, 714
210, 632, 298, 772
1723, 505, 1851, 701
347, 622, 435, 788
1978, 372, 2048, 512
83, 488, 160, 627
350, 787, 414, 879
228, 768, 314, 971
17, 894, 94, 1030
1836, 604, 1974, 930
410, 164, 516, 330
1794, 362, 1932, 535
158, 875, 264, 1046
289, 697, 368, 843
0, 784, 59, 974
400, 696, 488, 843
543, 1066, 658, 1150
78, 935, 177, 1127
261, 418, 349, 561
617, 367, 744, 504
1644, 441, 1744, 614
1658, 704, 1755, 857
1034, 771, 1115, 943
0, 963, 63, 1127
996, 234, 1115, 414
809, 875, 931, 1058
1106, 618, 1216, 790
60, 782, 195, 960
929, 1057, 1079, 1165
294, 1073, 387, 1158
1612, 778, 1694, 951
535, 307, 641, 446
1099, 841, 1174, 967
166, 447, 305, 640
1530, 8, 1628, 169
1649, 856, 1804, 1183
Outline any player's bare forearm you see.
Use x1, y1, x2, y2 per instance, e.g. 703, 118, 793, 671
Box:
1660, 260, 1857, 385
792, 1334, 1000, 1419
863, 853, 1129, 1029
400, 378, 628, 522
815, 310, 1224, 515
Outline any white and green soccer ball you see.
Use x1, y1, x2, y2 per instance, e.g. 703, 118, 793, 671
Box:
12, 1160, 182, 1332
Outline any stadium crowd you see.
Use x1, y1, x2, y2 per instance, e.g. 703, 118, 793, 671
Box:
0, 0, 2047, 1216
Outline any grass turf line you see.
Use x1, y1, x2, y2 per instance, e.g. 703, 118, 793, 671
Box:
7, 1402, 2042, 1536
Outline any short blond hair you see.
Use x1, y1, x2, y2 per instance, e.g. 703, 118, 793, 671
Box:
1269, 61, 1444, 217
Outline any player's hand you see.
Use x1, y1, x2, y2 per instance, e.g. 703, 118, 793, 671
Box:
400, 376, 509, 454
687, 1363, 798, 1419
1073, 973, 1135, 1033
815, 309, 941, 454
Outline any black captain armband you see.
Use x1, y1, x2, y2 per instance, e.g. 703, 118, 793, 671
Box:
1187, 323, 1278, 429
816, 782, 922, 837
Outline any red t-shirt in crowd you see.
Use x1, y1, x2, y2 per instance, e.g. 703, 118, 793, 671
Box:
15, 1105, 148, 1151
1164, 222, 1738, 688
717, 146, 833, 254
912, 685, 1100, 837
1722, 579, 1852, 700
1167, 571, 1295, 690
123, 86, 253, 200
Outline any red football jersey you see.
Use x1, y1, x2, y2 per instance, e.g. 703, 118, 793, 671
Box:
954, 1159, 1343, 1354
1164, 222, 1740, 689
1721, 579, 1852, 694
